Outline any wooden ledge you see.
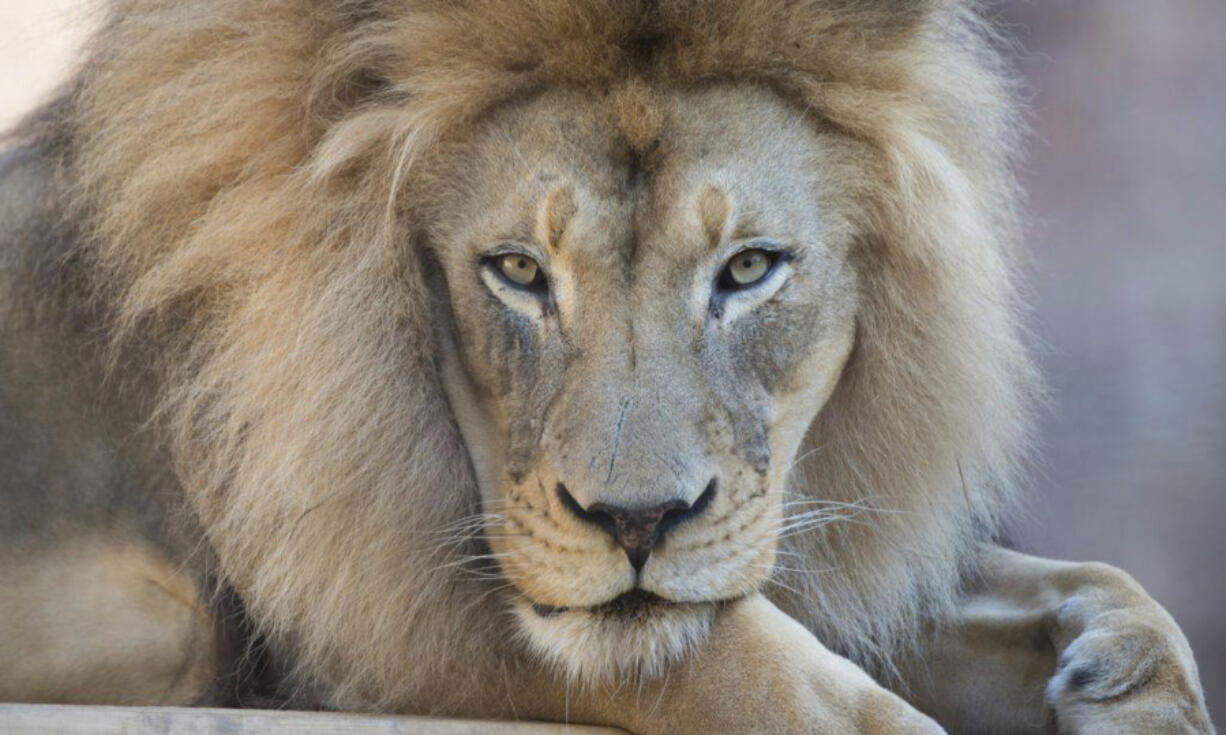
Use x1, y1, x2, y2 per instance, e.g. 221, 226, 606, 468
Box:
0, 704, 626, 734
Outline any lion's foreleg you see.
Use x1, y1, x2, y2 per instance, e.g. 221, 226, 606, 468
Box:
506, 595, 942, 734
904, 545, 1213, 734
0, 538, 221, 705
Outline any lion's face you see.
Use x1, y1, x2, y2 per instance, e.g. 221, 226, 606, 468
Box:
424, 84, 858, 678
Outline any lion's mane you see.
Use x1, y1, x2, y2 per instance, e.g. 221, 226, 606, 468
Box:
23, 0, 1034, 712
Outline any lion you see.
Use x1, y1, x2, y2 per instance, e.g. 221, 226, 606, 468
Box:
0, 0, 1213, 732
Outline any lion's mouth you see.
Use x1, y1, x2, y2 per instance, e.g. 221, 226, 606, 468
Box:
531, 588, 672, 620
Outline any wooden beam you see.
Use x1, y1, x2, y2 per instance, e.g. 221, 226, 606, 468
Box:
0, 704, 626, 734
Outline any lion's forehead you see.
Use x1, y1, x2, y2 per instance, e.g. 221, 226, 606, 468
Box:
428, 87, 858, 479
428, 84, 831, 265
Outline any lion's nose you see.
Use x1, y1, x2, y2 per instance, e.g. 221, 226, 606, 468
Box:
556, 480, 716, 572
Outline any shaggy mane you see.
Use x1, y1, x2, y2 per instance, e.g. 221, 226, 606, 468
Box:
20, 0, 1034, 712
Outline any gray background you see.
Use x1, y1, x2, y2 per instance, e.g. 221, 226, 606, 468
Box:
1000, 1, 1225, 723
3, 0, 1223, 725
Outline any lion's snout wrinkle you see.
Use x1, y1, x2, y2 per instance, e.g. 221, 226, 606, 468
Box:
557, 479, 716, 571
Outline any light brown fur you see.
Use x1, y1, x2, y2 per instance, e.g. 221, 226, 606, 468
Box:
0, 539, 217, 705
0, 0, 1213, 732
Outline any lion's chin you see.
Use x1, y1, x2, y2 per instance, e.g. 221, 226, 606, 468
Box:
512, 590, 717, 684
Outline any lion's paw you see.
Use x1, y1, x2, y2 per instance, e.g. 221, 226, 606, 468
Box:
1047, 604, 1214, 734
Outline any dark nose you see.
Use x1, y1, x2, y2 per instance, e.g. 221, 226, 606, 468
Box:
557, 480, 716, 571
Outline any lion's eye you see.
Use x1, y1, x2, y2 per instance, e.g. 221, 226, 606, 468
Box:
496, 253, 544, 289
718, 248, 779, 290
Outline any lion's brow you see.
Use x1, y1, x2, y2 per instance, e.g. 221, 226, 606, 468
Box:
696, 186, 731, 249
539, 186, 577, 252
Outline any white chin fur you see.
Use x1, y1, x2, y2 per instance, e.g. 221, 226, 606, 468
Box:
512, 595, 716, 684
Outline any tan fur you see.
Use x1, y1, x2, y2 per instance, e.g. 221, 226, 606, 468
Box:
0, 539, 218, 705
0, 0, 1213, 732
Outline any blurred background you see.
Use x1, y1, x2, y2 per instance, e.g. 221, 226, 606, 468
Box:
3, 0, 1223, 724
997, 1, 1225, 723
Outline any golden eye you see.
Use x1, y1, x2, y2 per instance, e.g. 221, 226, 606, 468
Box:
497, 253, 541, 288
724, 249, 773, 287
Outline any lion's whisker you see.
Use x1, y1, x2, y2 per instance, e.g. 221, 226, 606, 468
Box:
774, 512, 876, 539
